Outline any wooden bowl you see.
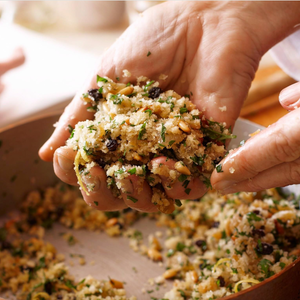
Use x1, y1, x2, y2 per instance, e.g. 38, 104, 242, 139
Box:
1, 113, 300, 300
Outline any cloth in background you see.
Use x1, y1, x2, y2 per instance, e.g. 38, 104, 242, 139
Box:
270, 28, 300, 81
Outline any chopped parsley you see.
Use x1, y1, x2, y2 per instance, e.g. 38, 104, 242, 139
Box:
109, 94, 123, 105
144, 80, 155, 91
128, 168, 136, 175
147, 51, 151, 57
144, 109, 153, 116
94, 201, 98, 206
169, 140, 175, 146
180, 104, 188, 114
175, 199, 182, 207
97, 75, 108, 83
247, 212, 262, 223
178, 174, 188, 182
127, 195, 138, 203
216, 164, 223, 173
68, 124, 74, 133
114, 169, 125, 176
190, 154, 205, 166
185, 188, 191, 195
161, 123, 166, 142
258, 259, 273, 278
138, 122, 147, 140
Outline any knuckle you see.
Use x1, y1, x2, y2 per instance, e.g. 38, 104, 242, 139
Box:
272, 131, 300, 163
288, 160, 300, 184
246, 178, 266, 192
237, 156, 259, 178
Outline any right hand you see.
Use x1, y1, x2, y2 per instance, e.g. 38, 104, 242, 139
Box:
39, 2, 300, 212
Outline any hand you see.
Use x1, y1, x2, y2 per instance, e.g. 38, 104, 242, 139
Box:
39, 2, 300, 212
0, 48, 25, 93
212, 81, 300, 193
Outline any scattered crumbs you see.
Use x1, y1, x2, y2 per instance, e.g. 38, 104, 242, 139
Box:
62, 233, 78, 246
154, 275, 165, 285
158, 262, 163, 267
53, 122, 59, 128
69, 260, 74, 266
10, 175, 17, 182
219, 106, 227, 112
229, 158, 235, 164
147, 51, 151, 57
0, 140, 2, 148
132, 266, 138, 273
122, 69, 131, 78
141, 288, 146, 294
229, 167, 235, 174
155, 231, 163, 238
148, 278, 155, 286
158, 74, 168, 80
90, 260, 95, 266
50, 146, 53, 150
79, 257, 86, 265
249, 129, 261, 137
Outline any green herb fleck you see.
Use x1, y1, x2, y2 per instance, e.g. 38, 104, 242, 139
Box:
169, 140, 175, 146
147, 51, 151, 57
94, 201, 98, 206
175, 199, 182, 207
161, 123, 166, 142
144, 109, 153, 117
127, 195, 138, 203
180, 105, 188, 114
97, 75, 108, 83
216, 164, 223, 173
138, 122, 147, 140
128, 168, 136, 175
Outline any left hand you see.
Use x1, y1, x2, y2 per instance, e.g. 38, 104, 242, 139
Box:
0, 48, 25, 93
211, 81, 300, 194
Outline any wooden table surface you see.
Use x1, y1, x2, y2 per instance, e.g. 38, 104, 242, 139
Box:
243, 94, 288, 127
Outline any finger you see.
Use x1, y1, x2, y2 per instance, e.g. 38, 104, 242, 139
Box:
117, 176, 158, 213
211, 109, 300, 191
151, 156, 208, 199
81, 166, 127, 211
53, 146, 78, 186
218, 157, 300, 194
54, 146, 126, 211
279, 81, 300, 111
39, 75, 98, 162
0, 48, 25, 76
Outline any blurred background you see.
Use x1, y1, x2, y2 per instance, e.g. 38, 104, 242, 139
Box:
0, 1, 294, 128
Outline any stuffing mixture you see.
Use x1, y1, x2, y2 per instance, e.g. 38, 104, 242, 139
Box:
67, 76, 235, 213
1, 184, 300, 300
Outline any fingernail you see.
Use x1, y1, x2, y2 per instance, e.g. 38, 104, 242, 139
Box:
279, 82, 300, 107
57, 154, 74, 171
82, 174, 101, 192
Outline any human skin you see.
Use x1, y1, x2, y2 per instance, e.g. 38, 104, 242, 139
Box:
0, 48, 25, 93
39, 1, 300, 211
